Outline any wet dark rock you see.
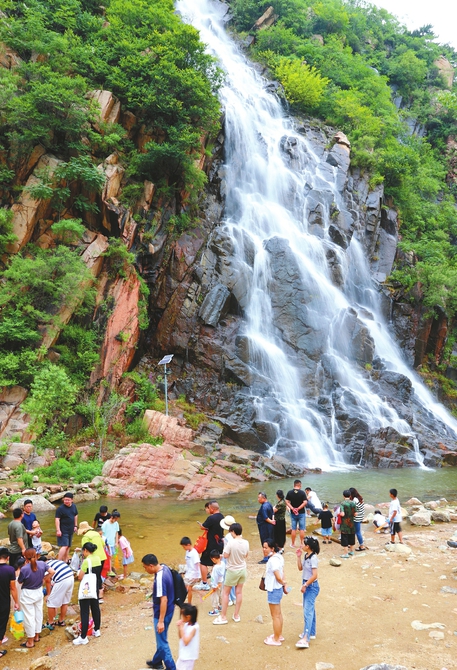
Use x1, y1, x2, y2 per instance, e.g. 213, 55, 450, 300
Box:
199, 284, 231, 326
328, 224, 348, 249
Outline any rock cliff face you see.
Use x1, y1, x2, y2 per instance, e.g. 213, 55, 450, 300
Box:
138, 121, 457, 468
1, 66, 456, 468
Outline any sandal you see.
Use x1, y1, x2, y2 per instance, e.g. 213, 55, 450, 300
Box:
43, 623, 55, 631
0, 650, 7, 658
355, 547, 366, 552
264, 637, 281, 646
20, 642, 34, 648
56, 621, 66, 627
208, 610, 220, 616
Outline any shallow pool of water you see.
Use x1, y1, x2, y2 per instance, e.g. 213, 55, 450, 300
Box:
2, 468, 455, 569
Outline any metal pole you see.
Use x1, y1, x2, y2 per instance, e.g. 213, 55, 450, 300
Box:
164, 363, 168, 416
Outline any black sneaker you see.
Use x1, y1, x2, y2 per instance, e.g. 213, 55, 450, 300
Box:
146, 662, 164, 669
447, 540, 457, 548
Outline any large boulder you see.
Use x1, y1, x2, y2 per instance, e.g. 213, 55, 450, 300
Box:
2, 443, 34, 470
410, 511, 432, 526
431, 510, 451, 522
12, 495, 55, 513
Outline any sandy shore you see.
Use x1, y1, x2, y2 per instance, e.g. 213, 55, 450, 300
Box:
4, 521, 457, 670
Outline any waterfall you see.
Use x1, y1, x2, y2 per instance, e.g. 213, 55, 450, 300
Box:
176, 0, 457, 469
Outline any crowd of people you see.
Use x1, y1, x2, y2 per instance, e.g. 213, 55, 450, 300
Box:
0, 482, 408, 666
0, 496, 134, 658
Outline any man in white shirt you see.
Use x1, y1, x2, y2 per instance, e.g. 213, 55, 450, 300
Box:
213, 523, 249, 626
304, 488, 323, 516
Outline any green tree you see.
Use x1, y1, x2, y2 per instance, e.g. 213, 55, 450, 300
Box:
22, 364, 78, 437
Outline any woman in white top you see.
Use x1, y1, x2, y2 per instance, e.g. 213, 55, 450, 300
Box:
263, 539, 287, 646
295, 536, 320, 649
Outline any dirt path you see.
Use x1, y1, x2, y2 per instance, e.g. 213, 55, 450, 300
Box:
5, 523, 457, 670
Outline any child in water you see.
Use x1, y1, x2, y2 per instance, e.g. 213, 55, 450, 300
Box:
177, 603, 200, 670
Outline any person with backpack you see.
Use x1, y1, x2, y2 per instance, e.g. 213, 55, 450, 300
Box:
142, 554, 177, 670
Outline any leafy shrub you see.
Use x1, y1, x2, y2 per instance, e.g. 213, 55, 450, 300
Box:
274, 56, 330, 109
0, 209, 16, 256
22, 473, 34, 488
51, 219, 86, 245
34, 453, 103, 484
22, 365, 79, 438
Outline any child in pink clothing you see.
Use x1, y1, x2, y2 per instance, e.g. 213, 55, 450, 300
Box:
118, 529, 134, 579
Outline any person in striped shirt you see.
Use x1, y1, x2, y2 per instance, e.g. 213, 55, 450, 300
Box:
42, 557, 74, 628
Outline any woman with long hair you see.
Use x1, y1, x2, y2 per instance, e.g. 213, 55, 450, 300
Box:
273, 490, 287, 549
262, 539, 287, 646
73, 542, 102, 645
349, 487, 367, 551
18, 549, 53, 648
295, 536, 320, 649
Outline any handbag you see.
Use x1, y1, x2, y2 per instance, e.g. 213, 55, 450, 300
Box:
78, 558, 97, 600
194, 529, 208, 554
259, 576, 266, 591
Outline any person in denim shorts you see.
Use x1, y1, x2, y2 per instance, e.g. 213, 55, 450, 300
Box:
286, 480, 308, 548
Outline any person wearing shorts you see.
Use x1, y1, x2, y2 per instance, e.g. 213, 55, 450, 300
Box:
43, 557, 74, 627
263, 539, 287, 646
213, 523, 249, 625
55, 493, 78, 563
286, 480, 308, 548
388, 489, 404, 544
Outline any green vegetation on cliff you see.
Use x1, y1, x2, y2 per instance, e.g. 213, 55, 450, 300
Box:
0, 0, 221, 448
230, 0, 457, 316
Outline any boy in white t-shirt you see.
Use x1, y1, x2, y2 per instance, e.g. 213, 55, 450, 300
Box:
180, 537, 201, 604
388, 488, 404, 544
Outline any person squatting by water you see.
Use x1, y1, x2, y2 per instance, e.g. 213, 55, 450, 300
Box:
295, 536, 320, 649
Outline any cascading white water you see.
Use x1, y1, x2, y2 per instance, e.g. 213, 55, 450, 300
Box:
176, 0, 457, 469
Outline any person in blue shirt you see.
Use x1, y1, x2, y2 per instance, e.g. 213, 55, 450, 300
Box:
22, 500, 37, 549
256, 492, 275, 563
142, 554, 176, 670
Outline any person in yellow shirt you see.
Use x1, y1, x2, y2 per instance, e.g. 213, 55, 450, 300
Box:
77, 521, 107, 601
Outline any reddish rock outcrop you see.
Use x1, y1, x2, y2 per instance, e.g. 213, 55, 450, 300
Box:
8, 154, 62, 253
90, 269, 141, 389
143, 410, 194, 448
0, 386, 29, 441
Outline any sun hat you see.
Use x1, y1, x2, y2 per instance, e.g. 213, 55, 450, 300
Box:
76, 521, 92, 535
220, 515, 236, 530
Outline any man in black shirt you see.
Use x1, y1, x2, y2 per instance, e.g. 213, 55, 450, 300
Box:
197, 501, 224, 590
285, 479, 308, 548
55, 492, 78, 563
